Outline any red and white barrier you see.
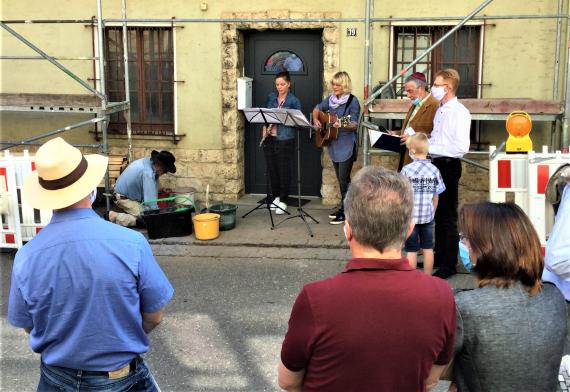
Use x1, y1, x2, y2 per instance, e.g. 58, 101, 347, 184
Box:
527, 147, 570, 243
10, 150, 52, 242
0, 150, 52, 249
489, 146, 529, 213
489, 145, 570, 245
0, 154, 23, 249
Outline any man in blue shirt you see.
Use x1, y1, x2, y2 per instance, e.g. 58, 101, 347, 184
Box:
110, 150, 176, 227
8, 137, 174, 391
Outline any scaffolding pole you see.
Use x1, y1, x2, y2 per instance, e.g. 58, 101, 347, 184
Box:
0, 21, 105, 100
122, 0, 133, 163
362, 0, 373, 156
363, 0, 494, 165
1, 14, 568, 24
0, 117, 106, 151
365, 0, 493, 106
96, 0, 112, 214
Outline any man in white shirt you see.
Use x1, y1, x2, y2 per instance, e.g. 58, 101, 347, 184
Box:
428, 69, 471, 279
543, 164, 570, 335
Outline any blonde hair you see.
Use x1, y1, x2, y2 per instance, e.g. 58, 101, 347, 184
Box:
331, 71, 352, 93
405, 132, 429, 155
435, 68, 460, 92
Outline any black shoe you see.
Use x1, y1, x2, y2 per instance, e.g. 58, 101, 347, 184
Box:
329, 209, 342, 219
432, 268, 456, 280
329, 213, 345, 225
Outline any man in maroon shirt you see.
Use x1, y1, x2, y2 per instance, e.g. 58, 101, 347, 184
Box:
278, 167, 456, 392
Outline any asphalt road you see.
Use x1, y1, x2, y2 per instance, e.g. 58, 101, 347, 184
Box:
3, 246, 562, 392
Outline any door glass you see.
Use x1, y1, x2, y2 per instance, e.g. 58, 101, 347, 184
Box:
264, 51, 305, 72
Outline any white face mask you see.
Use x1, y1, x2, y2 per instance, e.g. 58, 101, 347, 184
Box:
343, 224, 349, 241
90, 189, 97, 205
431, 86, 446, 101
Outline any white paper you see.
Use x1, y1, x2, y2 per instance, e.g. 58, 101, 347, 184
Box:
368, 129, 382, 146
241, 108, 312, 128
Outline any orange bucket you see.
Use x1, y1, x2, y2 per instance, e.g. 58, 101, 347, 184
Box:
192, 213, 220, 240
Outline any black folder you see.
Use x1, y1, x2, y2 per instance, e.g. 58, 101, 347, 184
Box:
368, 129, 406, 153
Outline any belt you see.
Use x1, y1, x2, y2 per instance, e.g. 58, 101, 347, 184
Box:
431, 156, 460, 163
52, 357, 141, 379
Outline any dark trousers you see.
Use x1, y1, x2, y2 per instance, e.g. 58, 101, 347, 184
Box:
263, 137, 295, 204
432, 157, 462, 272
333, 153, 356, 213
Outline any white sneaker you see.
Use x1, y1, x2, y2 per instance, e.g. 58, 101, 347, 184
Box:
270, 197, 280, 210
275, 201, 287, 215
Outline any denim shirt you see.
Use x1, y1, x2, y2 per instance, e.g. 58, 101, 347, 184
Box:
265, 92, 302, 141
114, 157, 159, 209
316, 94, 361, 162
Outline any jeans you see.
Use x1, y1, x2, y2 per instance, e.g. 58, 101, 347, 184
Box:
432, 157, 462, 272
332, 147, 356, 212
38, 358, 160, 392
263, 137, 295, 204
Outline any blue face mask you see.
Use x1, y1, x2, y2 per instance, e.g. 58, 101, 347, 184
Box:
459, 241, 474, 272
412, 97, 421, 106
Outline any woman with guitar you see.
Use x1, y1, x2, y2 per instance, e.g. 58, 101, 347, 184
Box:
261, 71, 301, 214
312, 71, 361, 224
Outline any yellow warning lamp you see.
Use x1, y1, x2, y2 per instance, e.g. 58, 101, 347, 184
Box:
506, 111, 533, 153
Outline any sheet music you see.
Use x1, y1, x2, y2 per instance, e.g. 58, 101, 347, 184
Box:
241, 108, 312, 128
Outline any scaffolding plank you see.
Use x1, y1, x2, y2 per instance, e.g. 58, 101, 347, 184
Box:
0, 93, 100, 113
369, 98, 563, 115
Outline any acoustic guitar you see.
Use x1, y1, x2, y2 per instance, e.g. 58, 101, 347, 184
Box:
314, 110, 351, 147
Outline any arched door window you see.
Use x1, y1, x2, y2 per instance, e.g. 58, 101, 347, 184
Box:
264, 51, 305, 73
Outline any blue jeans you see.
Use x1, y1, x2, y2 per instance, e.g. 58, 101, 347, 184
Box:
405, 220, 434, 252
38, 358, 160, 392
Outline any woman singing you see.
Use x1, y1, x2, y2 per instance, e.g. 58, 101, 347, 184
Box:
312, 71, 361, 224
262, 71, 301, 214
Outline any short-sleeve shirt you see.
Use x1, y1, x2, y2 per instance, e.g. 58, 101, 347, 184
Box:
401, 159, 446, 224
315, 95, 361, 162
114, 157, 159, 208
8, 208, 174, 371
280, 257, 456, 392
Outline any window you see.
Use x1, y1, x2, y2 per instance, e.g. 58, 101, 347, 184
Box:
264, 51, 305, 73
393, 26, 481, 99
104, 27, 174, 135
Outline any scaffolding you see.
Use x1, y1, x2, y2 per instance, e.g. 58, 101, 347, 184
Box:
1, 0, 569, 198
0, 0, 132, 214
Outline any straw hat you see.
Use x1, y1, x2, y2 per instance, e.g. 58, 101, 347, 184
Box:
22, 137, 108, 210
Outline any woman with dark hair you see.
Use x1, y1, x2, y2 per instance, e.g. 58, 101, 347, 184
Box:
450, 202, 567, 391
312, 71, 361, 225
262, 71, 301, 214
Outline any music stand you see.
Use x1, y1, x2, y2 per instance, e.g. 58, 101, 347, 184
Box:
242, 107, 291, 228
241, 108, 319, 236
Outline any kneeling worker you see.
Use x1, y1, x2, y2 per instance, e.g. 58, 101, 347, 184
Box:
110, 150, 176, 227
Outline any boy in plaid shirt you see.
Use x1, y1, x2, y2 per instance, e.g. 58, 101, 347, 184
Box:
401, 133, 446, 274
